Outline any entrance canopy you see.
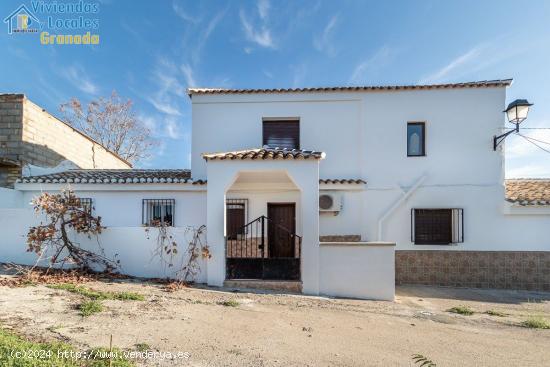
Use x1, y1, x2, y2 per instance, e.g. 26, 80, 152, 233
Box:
203, 147, 324, 295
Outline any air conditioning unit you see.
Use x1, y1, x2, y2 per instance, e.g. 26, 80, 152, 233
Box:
319, 193, 342, 213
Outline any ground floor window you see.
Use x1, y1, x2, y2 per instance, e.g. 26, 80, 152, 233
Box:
142, 199, 175, 226
411, 208, 463, 244
74, 197, 93, 215
226, 199, 248, 239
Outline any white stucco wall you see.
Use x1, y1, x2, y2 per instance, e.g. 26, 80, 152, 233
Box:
319, 243, 395, 301
18, 188, 206, 228
191, 87, 548, 252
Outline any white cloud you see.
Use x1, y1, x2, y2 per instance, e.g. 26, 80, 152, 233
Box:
181, 63, 196, 87
62, 65, 99, 95
349, 46, 394, 84
192, 10, 225, 64
505, 122, 550, 178
506, 163, 550, 178
419, 46, 483, 84
164, 117, 181, 139
313, 15, 338, 56
506, 127, 550, 159
291, 63, 307, 88
239, 9, 275, 49
146, 57, 188, 116
172, 1, 200, 23
257, 0, 270, 19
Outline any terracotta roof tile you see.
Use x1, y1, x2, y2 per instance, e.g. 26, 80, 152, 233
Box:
16, 169, 206, 185
188, 79, 513, 96
202, 147, 326, 161
319, 179, 366, 184
505, 179, 550, 206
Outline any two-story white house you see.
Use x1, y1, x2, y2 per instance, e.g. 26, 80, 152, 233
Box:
2, 79, 549, 300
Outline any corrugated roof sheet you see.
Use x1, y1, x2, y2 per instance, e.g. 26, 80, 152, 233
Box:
188, 79, 513, 96
505, 179, 550, 206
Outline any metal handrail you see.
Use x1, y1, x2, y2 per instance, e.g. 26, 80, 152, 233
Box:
226, 215, 301, 258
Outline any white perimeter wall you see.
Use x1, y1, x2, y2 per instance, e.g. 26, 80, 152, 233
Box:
319, 243, 395, 301
0, 187, 208, 282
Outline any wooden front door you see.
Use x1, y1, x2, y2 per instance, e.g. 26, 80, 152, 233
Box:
267, 203, 296, 258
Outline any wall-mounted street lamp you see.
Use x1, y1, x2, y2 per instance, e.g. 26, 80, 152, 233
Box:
493, 99, 533, 150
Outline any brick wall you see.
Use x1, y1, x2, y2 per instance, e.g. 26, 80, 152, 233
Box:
396, 250, 550, 291
0, 94, 131, 187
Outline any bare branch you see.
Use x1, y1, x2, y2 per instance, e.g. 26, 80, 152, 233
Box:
59, 91, 156, 163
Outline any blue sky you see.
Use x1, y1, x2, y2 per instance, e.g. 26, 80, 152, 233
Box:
1, 0, 549, 177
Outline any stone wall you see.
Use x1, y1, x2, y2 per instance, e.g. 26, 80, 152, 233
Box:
396, 250, 550, 291
0, 94, 131, 187
0, 95, 24, 187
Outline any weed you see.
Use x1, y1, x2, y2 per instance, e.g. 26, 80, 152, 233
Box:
49, 283, 144, 301
79, 300, 103, 317
0, 327, 134, 366
521, 317, 550, 329
46, 324, 64, 332
134, 343, 150, 352
218, 300, 239, 307
412, 354, 436, 366
485, 310, 508, 317
447, 305, 474, 316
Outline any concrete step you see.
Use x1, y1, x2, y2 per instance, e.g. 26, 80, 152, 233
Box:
224, 279, 302, 293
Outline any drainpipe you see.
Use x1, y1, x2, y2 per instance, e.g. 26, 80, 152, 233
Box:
377, 174, 427, 241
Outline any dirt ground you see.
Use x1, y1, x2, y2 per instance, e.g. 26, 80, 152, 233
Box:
1, 276, 549, 367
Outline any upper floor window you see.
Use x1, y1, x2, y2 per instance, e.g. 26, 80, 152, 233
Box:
407, 122, 425, 156
142, 199, 175, 226
263, 119, 300, 150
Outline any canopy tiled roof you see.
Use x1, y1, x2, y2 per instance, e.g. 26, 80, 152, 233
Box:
319, 179, 366, 184
202, 147, 326, 161
505, 179, 550, 206
16, 169, 206, 185
188, 79, 513, 96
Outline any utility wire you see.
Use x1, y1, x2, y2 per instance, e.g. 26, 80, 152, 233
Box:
516, 133, 550, 146
516, 133, 550, 154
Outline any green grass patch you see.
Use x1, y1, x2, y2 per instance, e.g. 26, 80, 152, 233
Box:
485, 309, 508, 317
447, 305, 474, 316
0, 327, 134, 366
49, 283, 144, 301
79, 300, 103, 317
218, 300, 239, 307
521, 317, 550, 329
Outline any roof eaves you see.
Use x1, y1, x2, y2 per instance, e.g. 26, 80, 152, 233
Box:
188, 79, 513, 97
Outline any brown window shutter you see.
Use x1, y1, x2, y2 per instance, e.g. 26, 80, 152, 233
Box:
414, 209, 452, 244
263, 120, 300, 149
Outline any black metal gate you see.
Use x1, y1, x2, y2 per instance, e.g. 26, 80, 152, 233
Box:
226, 215, 301, 280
